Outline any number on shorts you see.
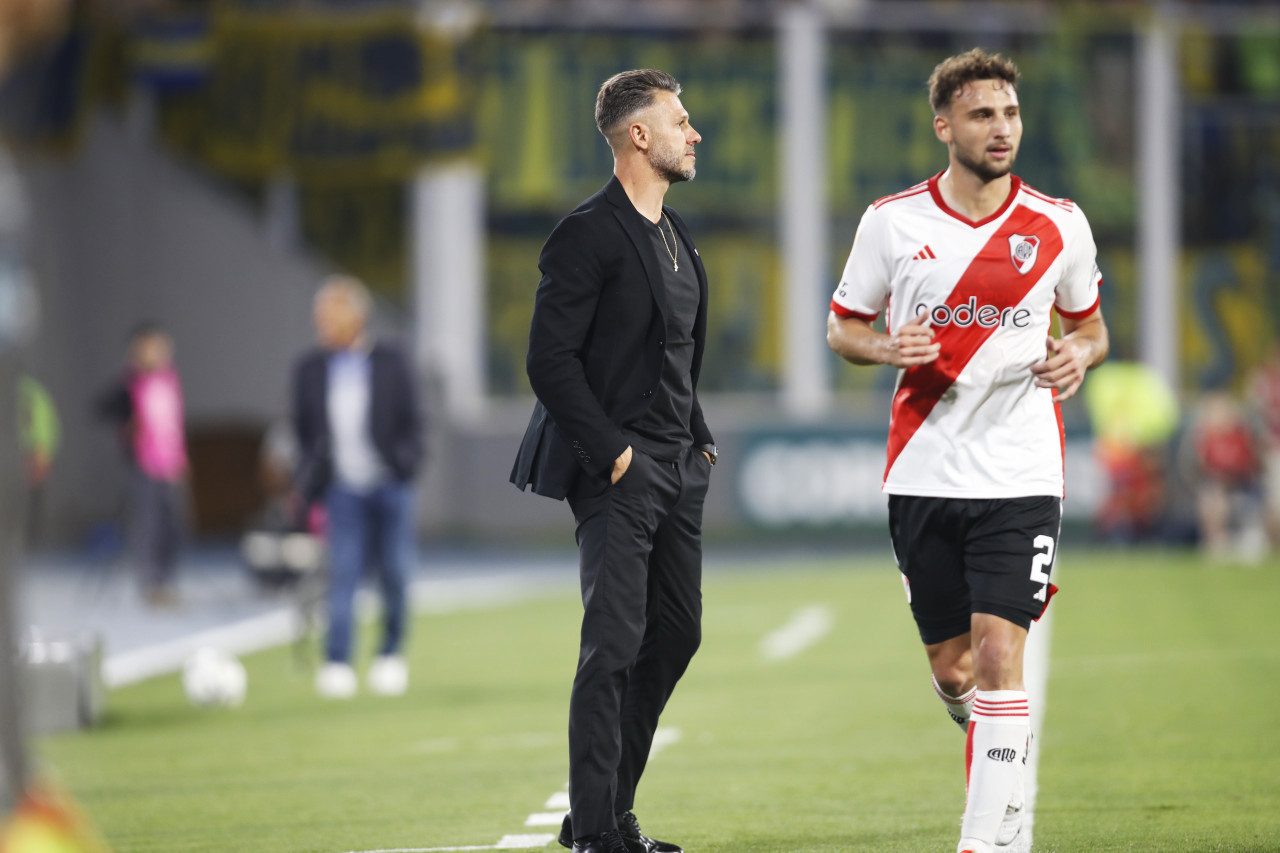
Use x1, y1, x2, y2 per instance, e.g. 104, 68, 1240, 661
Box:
1030, 535, 1054, 602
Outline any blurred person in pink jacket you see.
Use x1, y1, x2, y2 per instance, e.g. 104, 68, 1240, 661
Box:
99, 323, 188, 606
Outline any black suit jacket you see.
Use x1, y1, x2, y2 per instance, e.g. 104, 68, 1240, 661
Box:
292, 341, 424, 500
510, 176, 714, 500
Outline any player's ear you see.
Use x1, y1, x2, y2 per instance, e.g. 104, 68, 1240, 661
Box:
628, 120, 649, 152
934, 113, 951, 144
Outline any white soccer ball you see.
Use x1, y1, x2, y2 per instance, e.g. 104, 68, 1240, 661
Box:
182, 647, 247, 708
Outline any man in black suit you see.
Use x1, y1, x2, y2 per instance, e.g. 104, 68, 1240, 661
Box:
293, 275, 424, 700
511, 70, 715, 853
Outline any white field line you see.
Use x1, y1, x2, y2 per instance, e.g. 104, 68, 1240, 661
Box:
104, 571, 568, 688
367, 728, 685, 852
523, 814, 565, 827
107, 569, 568, 853
345, 847, 498, 852
102, 608, 295, 688
347, 836, 558, 853
521, 727, 681, 837
647, 726, 682, 759
1015, 572, 1054, 853
345, 847, 494, 852
759, 605, 834, 661
491, 838, 557, 849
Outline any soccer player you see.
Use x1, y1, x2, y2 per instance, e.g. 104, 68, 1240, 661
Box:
826, 49, 1109, 853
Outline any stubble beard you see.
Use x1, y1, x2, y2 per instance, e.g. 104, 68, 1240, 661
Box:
650, 142, 695, 184
956, 144, 1015, 184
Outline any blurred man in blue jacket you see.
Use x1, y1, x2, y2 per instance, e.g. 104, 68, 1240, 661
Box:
293, 275, 424, 699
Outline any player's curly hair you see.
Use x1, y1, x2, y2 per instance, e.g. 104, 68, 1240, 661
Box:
927, 48, 1020, 114
595, 69, 682, 144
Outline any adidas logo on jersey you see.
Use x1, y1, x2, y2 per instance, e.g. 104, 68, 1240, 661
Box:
912, 245, 937, 260
914, 297, 1033, 329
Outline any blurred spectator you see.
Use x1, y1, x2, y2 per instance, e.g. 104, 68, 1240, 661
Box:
1083, 361, 1180, 542
17, 373, 59, 544
291, 275, 424, 699
18, 374, 57, 487
1, 0, 72, 824
1190, 390, 1264, 558
1247, 344, 1280, 548
96, 324, 189, 607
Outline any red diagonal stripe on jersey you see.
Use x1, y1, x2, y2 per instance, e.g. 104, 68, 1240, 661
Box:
924, 245, 937, 259
884, 205, 1065, 481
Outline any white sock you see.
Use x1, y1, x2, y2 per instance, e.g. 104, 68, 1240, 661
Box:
960, 690, 1030, 846
955, 840, 992, 853
932, 674, 976, 732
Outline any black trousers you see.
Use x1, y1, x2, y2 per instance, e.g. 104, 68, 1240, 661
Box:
564, 445, 710, 841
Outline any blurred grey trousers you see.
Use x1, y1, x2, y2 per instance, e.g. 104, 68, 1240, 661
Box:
131, 471, 183, 591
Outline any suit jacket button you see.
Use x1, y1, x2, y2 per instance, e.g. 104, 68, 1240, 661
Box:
658, 340, 664, 347
643, 390, 653, 398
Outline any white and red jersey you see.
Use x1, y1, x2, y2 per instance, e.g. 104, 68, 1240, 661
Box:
831, 172, 1102, 499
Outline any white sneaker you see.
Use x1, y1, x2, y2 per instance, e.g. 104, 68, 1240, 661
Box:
315, 662, 357, 699
366, 656, 408, 696
995, 801, 1024, 847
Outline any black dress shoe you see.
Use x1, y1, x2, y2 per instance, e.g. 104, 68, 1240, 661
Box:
571, 829, 630, 853
617, 811, 684, 853
559, 813, 573, 849
560, 812, 684, 853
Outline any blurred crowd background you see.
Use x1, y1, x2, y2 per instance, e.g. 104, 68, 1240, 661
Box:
2, 0, 1279, 570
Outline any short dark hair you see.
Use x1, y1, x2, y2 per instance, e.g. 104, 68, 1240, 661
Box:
595, 69, 682, 142
129, 321, 167, 342
927, 48, 1019, 114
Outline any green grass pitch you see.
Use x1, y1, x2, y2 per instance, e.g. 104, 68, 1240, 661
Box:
34, 549, 1280, 852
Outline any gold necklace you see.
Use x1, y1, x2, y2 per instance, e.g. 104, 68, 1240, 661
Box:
656, 213, 678, 272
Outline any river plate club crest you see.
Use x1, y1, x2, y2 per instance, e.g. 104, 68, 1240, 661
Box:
1008, 234, 1040, 274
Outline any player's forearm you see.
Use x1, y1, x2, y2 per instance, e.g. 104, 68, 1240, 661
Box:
826, 312, 884, 366
1062, 315, 1110, 370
